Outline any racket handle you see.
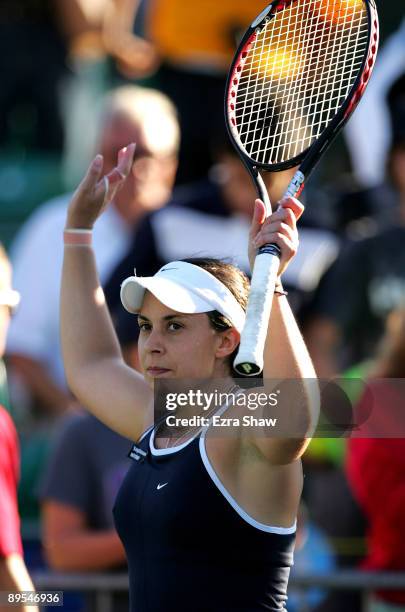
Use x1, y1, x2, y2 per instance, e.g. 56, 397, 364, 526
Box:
284, 170, 305, 199
233, 246, 280, 376
234, 170, 305, 376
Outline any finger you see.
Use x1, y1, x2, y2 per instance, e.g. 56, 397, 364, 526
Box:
94, 173, 110, 203
267, 222, 295, 243
254, 223, 296, 248
262, 207, 297, 231
275, 207, 297, 230
279, 196, 305, 221
249, 199, 267, 239
118, 143, 136, 178
255, 232, 297, 257
106, 167, 126, 186
119, 141, 136, 164
106, 143, 136, 186
80, 155, 104, 192
103, 176, 110, 203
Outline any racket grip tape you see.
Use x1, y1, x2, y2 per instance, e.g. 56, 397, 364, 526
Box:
284, 170, 305, 199
233, 251, 280, 376
234, 170, 305, 376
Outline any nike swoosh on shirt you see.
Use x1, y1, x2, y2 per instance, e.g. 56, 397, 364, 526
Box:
157, 483, 168, 490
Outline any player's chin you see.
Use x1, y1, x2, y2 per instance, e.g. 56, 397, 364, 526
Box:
143, 372, 173, 393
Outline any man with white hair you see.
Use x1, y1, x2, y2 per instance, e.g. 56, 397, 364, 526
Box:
5, 86, 179, 564
6, 85, 179, 417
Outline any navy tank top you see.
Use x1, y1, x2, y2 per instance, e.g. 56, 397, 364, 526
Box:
113, 421, 296, 612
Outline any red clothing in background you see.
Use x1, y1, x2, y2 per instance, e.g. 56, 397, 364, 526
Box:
0, 405, 23, 557
347, 383, 405, 605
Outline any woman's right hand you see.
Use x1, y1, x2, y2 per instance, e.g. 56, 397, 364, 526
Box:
66, 143, 136, 229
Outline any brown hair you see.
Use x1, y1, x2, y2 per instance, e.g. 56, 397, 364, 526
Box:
181, 257, 250, 375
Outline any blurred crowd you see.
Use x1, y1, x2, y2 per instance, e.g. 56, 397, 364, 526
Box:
0, 1, 405, 611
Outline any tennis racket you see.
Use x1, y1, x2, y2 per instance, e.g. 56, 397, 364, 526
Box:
225, 0, 379, 376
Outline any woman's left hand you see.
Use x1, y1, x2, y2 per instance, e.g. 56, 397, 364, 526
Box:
248, 197, 304, 277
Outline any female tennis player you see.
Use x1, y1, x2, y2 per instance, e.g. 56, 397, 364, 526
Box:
61, 143, 319, 612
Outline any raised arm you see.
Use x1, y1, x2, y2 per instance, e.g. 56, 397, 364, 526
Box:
247, 198, 319, 464
102, 0, 160, 79
60, 145, 151, 440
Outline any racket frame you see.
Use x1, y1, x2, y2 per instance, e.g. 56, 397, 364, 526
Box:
224, 0, 379, 376
226, 0, 379, 182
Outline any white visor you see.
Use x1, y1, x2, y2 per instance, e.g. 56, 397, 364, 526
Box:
120, 261, 246, 333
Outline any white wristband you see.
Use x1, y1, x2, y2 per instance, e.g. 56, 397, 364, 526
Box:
64, 229, 93, 246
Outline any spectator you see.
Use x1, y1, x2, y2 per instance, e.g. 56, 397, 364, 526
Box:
102, 0, 159, 80
107, 0, 271, 184
301, 452, 366, 612
6, 85, 179, 527
346, 307, 405, 612
40, 413, 131, 611
60, 0, 159, 185
289, 503, 336, 612
305, 74, 405, 377
344, 20, 405, 189
0, 244, 38, 612
0, 407, 38, 612
336, 73, 405, 234
7, 85, 179, 417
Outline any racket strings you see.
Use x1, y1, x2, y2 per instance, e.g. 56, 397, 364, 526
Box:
234, 0, 369, 164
